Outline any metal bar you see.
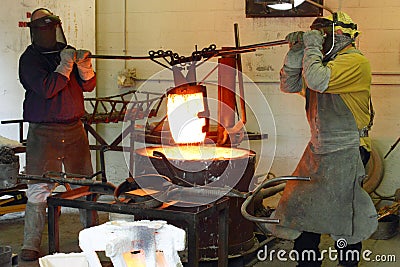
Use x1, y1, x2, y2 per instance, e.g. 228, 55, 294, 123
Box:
58, 186, 92, 199
1, 119, 24, 124
84, 123, 108, 146
17, 174, 116, 190
241, 176, 311, 224
99, 146, 108, 183
129, 120, 136, 177
214, 39, 288, 56
48, 203, 59, 253
89, 39, 288, 62
384, 137, 400, 159
91, 99, 100, 123
85, 193, 98, 227
187, 214, 200, 267
234, 23, 247, 125
305, 0, 334, 14
1, 119, 26, 144
109, 126, 128, 148
218, 202, 229, 267
18, 121, 25, 144
89, 54, 151, 60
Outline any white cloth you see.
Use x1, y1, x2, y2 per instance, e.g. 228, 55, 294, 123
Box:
26, 183, 56, 203
79, 220, 185, 267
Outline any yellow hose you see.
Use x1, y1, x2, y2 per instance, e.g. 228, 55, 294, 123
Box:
364, 146, 385, 194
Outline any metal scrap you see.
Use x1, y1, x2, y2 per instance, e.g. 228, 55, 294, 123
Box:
0, 146, 19, 164
377, 202, 400, 220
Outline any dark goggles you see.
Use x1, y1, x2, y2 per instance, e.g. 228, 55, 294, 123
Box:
27, 15, 61, 29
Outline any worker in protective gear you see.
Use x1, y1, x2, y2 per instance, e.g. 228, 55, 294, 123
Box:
266, 11, 377, 267
18, 8, 97, 261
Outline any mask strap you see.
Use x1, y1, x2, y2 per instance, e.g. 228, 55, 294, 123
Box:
324, 13, 337, 57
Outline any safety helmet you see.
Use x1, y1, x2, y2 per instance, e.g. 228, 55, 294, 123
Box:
28, 8, 67, 51
310, 11, 359, 39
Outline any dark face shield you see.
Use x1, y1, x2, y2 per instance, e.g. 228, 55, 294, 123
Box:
310, 15, 356, 61
28, 15, 67, 51
310, 17, 334, 55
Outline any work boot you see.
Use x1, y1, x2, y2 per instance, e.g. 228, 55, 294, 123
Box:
20, 249, 40, 261
21, 202, 47, 257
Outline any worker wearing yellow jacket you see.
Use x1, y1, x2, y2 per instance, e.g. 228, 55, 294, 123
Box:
267, 12, 377, 267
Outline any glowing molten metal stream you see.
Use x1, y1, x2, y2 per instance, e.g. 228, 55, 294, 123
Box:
165, 85, 247, 161
167, 92, 206, 144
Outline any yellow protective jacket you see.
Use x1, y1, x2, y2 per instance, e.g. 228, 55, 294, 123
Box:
326, 47, 372, 151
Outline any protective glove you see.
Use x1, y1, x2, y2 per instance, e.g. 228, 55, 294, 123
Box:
75, 49, 95, 80
54, 48, 76, 78
286, 31, 304, 49
303, 30, 324, 50
284, 31, 305, 69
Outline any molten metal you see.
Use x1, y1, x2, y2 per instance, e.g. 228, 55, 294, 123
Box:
167, 92, 206, 144
141, 145, 250, 161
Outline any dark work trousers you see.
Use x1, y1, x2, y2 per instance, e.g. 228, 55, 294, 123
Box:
293, 146, 370, 267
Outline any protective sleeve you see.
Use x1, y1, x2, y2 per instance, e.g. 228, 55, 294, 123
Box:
280, 66, 303, 93
302, 46, 331, 93
284, 42, 304, 69
77, 72, 96, 92
19, 51, 69, 99
280, 44, 305, 93
302, 30, 331, 93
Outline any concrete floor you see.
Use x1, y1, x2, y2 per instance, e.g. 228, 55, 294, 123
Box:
253, 234, 400, 267
0, 208, 110, 267
0, 208, 399, 267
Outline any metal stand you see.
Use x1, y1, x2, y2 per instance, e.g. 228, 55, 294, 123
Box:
47, 186, 229, 267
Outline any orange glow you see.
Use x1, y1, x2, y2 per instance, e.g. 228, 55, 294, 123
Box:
167, 92, 206, 144
122, 251, 168, 267
144, 145, 250, 161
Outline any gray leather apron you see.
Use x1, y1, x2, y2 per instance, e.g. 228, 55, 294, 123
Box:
268, 89, 378, 244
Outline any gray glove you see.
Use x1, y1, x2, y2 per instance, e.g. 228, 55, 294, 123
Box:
284, 31, 305, 69
75, 49, 95, 80
303, 30, 324, 50
286, 31, 304, 48
54, 49, 76, 78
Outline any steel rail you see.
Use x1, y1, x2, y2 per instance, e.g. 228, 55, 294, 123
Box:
88, 39, 288, 62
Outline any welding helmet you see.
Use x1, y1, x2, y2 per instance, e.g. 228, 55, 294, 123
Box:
310, 11, 359, 59
28, 8, 67, 52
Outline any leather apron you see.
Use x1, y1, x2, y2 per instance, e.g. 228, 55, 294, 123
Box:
26, 120, 93, 180
268, 89, 378, 244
